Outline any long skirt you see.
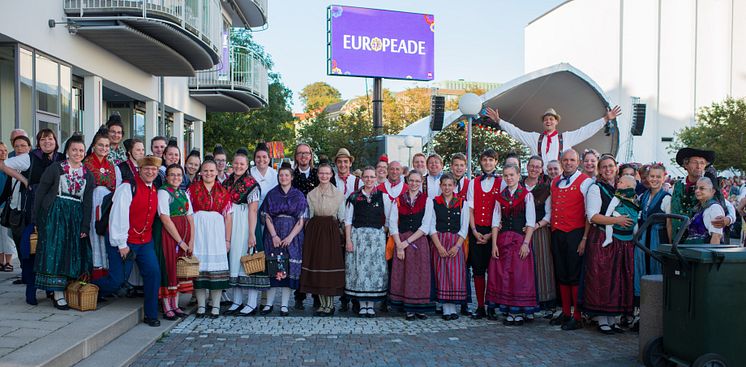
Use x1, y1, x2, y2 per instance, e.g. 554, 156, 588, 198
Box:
158, 216, 193, 298
299, 216, 345, 296
532, 226, 556, 304
583, 227, 634, 316
192, 211, 229, 290
389, 231, 434, 313
228, 203, 269, 289
89, 186, 111, 279
263, 215, 303, 289
433, 232, 467, 303
345, 227, 387, 301
634, 224, 666, 300
35, 197, 93, 291
486, 231, 538, 311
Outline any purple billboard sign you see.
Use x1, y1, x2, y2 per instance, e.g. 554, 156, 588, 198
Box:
327, 5, 435, 81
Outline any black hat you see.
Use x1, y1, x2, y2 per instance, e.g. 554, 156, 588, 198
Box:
675, 147, 715, 166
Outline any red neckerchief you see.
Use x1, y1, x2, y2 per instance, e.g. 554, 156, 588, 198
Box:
435, 194, 463, 209
543, 130, 559, 154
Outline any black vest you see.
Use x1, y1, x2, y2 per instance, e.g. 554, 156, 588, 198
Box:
434, 199, 461, 233
500, 204, 527, 233
118, 160, 136, 185
292, 167, 319, 196
350, 191, 385, 228
399, 211, 424, 233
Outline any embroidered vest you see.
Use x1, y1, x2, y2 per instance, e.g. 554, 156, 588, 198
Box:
550, 173, 588, 232
473, 175, 500, 227
350, 190, 385, 228
127, 177, 158, 244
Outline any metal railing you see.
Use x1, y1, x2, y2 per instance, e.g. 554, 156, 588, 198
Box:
189, 45, 269, 105
63, 0, 223, 54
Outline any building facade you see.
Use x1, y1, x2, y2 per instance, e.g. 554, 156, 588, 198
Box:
525, 0, 745, 171
0, 0, 270, 157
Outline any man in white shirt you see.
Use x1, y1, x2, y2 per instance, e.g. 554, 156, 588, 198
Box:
547, 149, 593, 331
332, 148, 362, 199
93, 156, 162, 327
486, 106, 622, 169
422, 154, 444, 199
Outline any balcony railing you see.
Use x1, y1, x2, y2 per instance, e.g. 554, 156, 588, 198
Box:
63, 0, 223, 55
189, 45, 269, 106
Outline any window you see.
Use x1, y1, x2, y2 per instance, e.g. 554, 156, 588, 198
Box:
133, 108, 146, 141
35, 54, 59, 115
0, 46, 16, 140
19, 47, 33, 136
60, 65, 72, 141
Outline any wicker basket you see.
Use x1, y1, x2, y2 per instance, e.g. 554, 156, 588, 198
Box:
29, 230, 38, 255
240, 251, 265, 275
65, 282, 99, 311
176, 256, 200, 278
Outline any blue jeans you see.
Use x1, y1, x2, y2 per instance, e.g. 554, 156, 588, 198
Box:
93, 240, 160, 320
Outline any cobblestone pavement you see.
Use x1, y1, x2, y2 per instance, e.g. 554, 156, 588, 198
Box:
134, 305, 641, 367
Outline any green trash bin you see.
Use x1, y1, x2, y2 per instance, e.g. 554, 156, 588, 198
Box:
637, 213, 746, 367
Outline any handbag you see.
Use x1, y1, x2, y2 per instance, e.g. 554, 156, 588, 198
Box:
266, 250, 289, 281
1, 181, 24, 228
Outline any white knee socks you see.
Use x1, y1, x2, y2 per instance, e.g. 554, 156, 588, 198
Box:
280, 288, 291, 308
195, 289, 207, 309
265, 288, 277, 309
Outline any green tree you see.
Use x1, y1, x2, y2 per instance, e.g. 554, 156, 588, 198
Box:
203, 29, 295, 158
300, 82, 342, 113
669, 97, 746, 171
297, 106, 378, 168
431, 119, 528, 171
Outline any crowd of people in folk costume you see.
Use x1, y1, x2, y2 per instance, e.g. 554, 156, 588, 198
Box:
0, 105, 738, 333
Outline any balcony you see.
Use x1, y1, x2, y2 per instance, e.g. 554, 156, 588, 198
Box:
63, 0, 223, 76
224, 0, 268, 29
189, 45, 269, 112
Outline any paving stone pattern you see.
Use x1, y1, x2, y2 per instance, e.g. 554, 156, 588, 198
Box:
134, 307, 640, 367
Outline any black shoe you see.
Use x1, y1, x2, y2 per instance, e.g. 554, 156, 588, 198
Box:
561, 318, 581, 331
294, 301, 305, 310
352, 301, 360, 313
144, 318, 161, 327
260, 306, 274, 315
280, 306, 289, 317
486, 308, 499, 321
415, 313, 428, 320
449, 314, 459, 321
174, 309, 189, 318
503, 315, 515, 326
209, 307, 220, 319
471, 308, 486, 320
406, 312, 416, 321
52, 297, 69, 311
514, 315, 525, 326
597, 324, 614, 335
237, 306, 256, 317
195, 306, 206, 318
12, 278, 24, 285
460, 304, 470, 316
442, 314, 451, 321
379, 302, 389, 313
223, 303, 241, 316
125, 287, 137, 298
163, 311, 178, 321
550, 313, 571, 326
612, 324, 625, 333
339, 302, 349, 312
435, 307, 443, 315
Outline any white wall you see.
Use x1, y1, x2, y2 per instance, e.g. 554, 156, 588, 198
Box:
525, 0, 746, 169
0, 0, 207, 121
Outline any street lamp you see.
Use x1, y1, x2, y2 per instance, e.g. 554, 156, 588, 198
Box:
458, 93, 482, 178
404, 135, 417, 168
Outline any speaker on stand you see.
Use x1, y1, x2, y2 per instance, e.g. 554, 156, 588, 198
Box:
430, 95, 445, 131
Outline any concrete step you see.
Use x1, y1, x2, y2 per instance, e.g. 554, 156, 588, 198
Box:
0, 298, 143, 367
73, 314, 182, 367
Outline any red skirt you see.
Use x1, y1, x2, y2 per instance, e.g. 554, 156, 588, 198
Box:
159, 216, 193, 298
486, 230, 537, 308
432, 232, 467, 303
389, 231, 433, 311
583, 227, 634, 316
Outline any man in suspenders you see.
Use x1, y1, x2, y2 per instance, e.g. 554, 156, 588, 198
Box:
485, 106, 622, 170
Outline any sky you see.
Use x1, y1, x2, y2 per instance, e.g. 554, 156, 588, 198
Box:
252, 0, 566, 112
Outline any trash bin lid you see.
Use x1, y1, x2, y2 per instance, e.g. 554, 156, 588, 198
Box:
656, 244, 746, 263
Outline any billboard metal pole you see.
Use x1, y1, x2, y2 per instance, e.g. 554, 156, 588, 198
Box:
373, 77, 383, 135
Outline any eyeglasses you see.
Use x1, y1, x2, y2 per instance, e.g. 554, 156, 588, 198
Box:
297, 152, 312, 156
214, 159, 226, 163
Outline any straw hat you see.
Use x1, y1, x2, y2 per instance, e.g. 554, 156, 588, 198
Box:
334, 148, 355, 163
542, 108, 560, 121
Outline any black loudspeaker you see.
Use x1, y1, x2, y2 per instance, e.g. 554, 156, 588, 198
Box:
631, 103, 646, 136
430, 95, 445, 131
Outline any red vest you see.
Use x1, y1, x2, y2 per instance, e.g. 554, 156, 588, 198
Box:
455, 177, 470, 200
550, 173, 589, 232
127, 177, 158, 244
473, 176, 500, 227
